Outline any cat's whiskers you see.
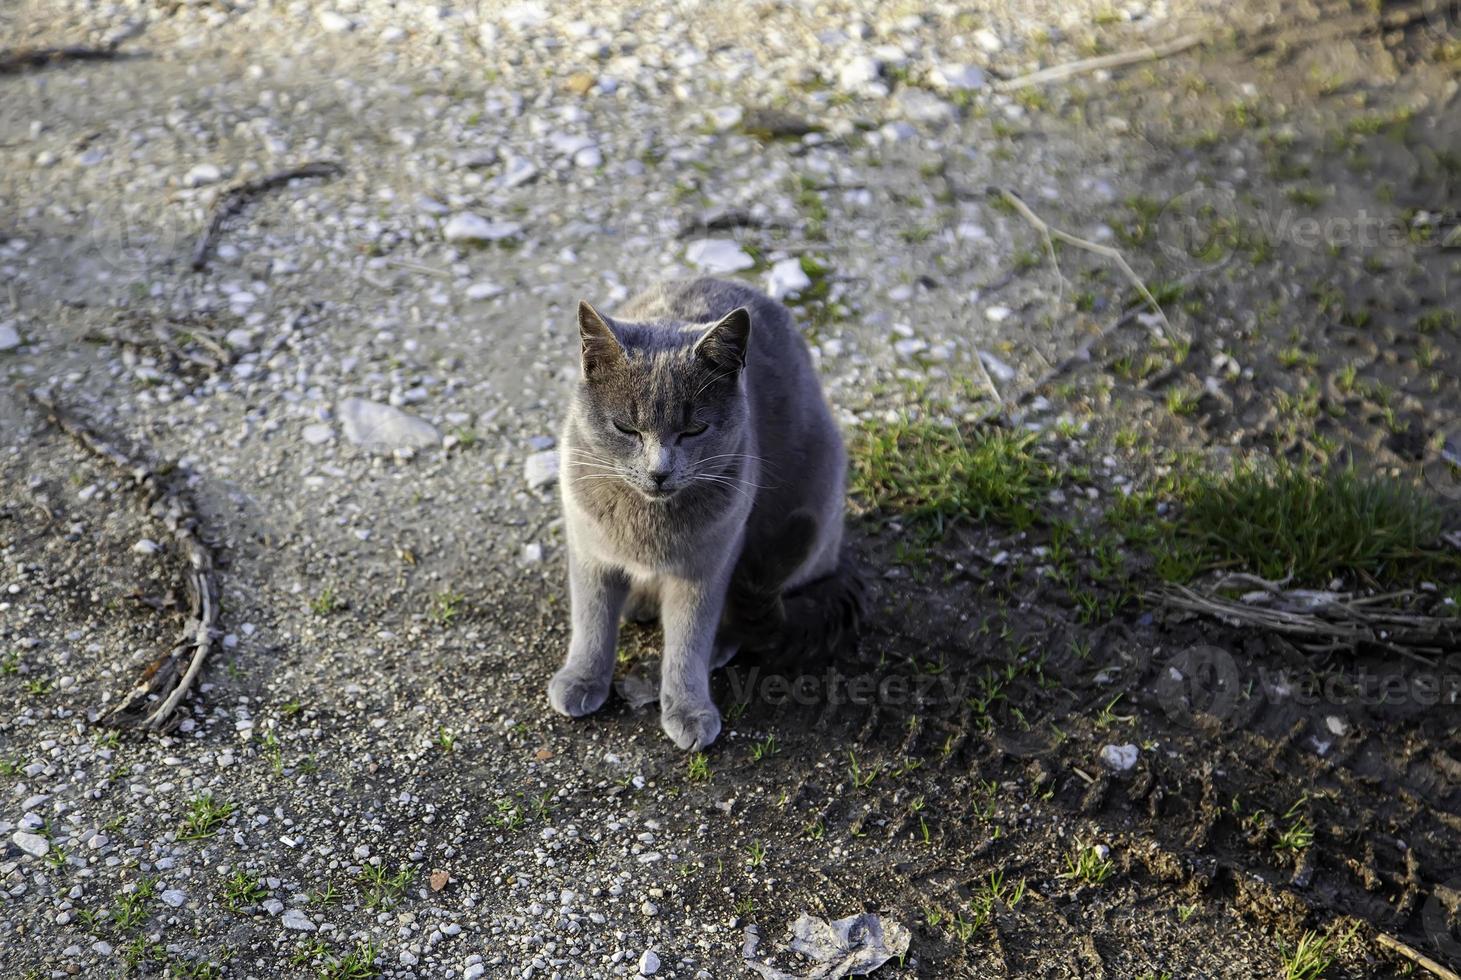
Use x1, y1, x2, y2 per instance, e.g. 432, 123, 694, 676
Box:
691, 473, 755, 503
688, 461, 772, 490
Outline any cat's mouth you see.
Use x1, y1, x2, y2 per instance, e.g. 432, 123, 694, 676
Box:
641, 486, 678, 501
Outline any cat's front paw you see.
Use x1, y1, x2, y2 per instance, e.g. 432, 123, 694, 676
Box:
548, 667, 611, 717
661, 698, 722, 751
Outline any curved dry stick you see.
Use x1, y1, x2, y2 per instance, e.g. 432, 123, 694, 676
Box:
191, 161, 344, 271
994, 33, 1206, 91
26, 388, 221, 730
993, 187, 1175, 338
1374, 933, 1461, 980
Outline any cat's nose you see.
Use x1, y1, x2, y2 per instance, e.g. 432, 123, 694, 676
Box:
649, 470, 671, 488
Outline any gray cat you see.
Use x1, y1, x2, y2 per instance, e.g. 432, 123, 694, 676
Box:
549, 277, 848, 750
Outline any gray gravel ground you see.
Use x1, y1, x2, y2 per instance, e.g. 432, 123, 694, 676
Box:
2, 0, 1459, 977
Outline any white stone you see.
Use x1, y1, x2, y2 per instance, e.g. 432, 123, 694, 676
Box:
0, 322, 21, 350
318, 10, 353, 32
339, 398, 441, 454
838, 56, 882, 90
765, 258, 811, 300
12, 831, 48, 857
525, 451, 559, 490
500, 157, 539, 188
302, 423, 333, 446
894, 338, 927, 359
895, 89, 955, 123
443, 213, 522, 243
708, 106, 743, 131
502, 2, 548, 30
281, 908, 317, 932
879, 121, 917, 142
931, 63, 986, 91
979, 351, 1016, 383
465, 281, 504, 301
638, 950, 661, 976
183, 164, 222, 187
521, 543, 544, 564
685, 239, 754, 274
132, 539, 160, 555
263, 898, 284, 916
464, 966, 485, 980
974, 28, 1003, 53
549, 133, 596, 157
161, 890, 185, 908
1100, 743, 1139, 771
572, 146, 603, 169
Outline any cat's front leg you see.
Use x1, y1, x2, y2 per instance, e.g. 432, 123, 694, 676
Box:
658, 565, 733, 750
549, 551, 628, 718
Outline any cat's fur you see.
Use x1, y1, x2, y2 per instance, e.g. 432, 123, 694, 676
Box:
549, 277, 847, 749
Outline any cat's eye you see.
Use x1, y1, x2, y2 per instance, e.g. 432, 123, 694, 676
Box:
612, 419, 639, 437
681, 421, 709, 438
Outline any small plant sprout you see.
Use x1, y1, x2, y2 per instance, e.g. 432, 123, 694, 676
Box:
750, 735, 779, 761
1061, 843, 1115, 885
221, 871, 268, 912
178, 794, 235, 841
686, 752, 711, 782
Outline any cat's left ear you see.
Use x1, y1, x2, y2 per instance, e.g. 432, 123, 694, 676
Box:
578, 300, 625, 379
692, 307, 752, 371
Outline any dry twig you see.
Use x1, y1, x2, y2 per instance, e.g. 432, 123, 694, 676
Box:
1374, 933, 1461, 980
995, 33, 1206, 91
84, 312, 236, 376
993, 187, 1175, 338
0, 43, 140, 75
1150, 583, 1459, 659
26, 389, 221, 730
191, 161, 345, 271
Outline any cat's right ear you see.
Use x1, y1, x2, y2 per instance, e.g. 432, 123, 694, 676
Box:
578, 300, 624, 379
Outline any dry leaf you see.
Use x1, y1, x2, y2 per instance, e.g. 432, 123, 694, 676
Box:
534, 747, 554, 762
429, 870, 449, 892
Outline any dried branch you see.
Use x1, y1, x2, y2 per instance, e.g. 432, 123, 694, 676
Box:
26, 389, 221, 730
0, 43, 141, 75
1374, 933, 1461, 980
84, 312, 236, 376
993, 187, 1174, 338
995, 33, 1206, 91
191, 161, 345, 271
1150, 583, 1459, 659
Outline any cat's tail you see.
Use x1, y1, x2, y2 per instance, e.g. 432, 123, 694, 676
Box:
775, 549, 866, 658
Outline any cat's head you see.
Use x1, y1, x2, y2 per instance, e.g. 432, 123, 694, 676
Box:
569, 299, 751, 502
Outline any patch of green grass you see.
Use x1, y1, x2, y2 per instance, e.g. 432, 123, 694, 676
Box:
178, 794, 235, 841
318, 942, 379, 980
359, 865, 412, 910
310, 588, 343, 616
1172, 461, 1446, 585
1061, 843, 1115, 885
850, 420, 1057, 539
429, 590, 465, 625
750, 735, 779, 762
1280, 930, 1337, 980
221, 871, 268, 912
686, 752, 711, 783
